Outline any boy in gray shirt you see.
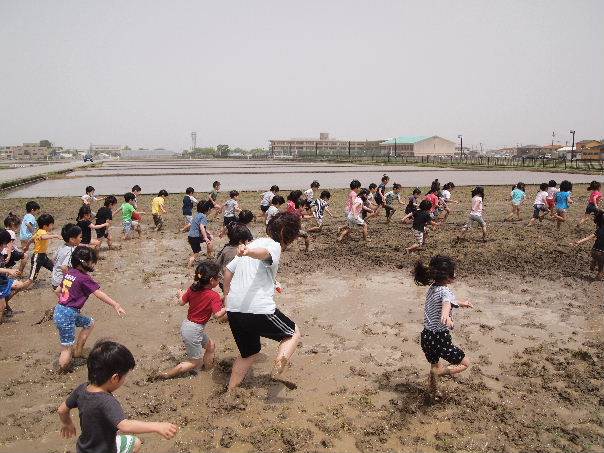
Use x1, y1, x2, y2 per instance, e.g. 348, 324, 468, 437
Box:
51, 224, 82, 291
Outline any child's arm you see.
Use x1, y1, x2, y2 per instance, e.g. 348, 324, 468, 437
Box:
199, 224, 211, 242
572, 234, 596, 246
26, 222, 36, 233
429, 220, 439, 227
326, 207, 334, 217
223, 268, 234, 296
161, 206, 167, 213
401, 212, 413, 222
440, 301, 453, 328
112, 206, 122, 215
93, 290, 126, 316
39, 233, 62, 240
57, 402, 77, 438
0, 267, 19, 278
89, 223, 109, 230
237, 245, 270, 261
213, 306, 227, 319
117, 419, 179, 440
176, 289, 187, 306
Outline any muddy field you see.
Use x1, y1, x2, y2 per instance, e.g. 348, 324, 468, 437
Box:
0, 184, 602, 453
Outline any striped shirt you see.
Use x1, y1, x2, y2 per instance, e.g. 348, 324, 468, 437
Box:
313, 199, 328, 220
424, 285, 459, 331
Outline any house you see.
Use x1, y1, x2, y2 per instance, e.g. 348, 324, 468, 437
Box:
576, 140, 603, 160
9, 143, 54, 159
380, 136, 456, 157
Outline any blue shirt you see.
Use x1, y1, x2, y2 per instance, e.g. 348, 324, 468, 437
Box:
555, 191, 571, 210
511, 188, 525, 204
182, 196, 194, 216
188, 213, 208, 238
19, 213, 37, 240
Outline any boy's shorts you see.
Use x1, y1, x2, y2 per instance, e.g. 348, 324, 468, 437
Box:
123, 221, 133, 234
556, 208, 567, 216
223, 216, 236, 227
5, 250, 24, 268
420, 328, 464, 365
532, 204, 547, 219
153, 214, 163, 228
184, 214, 193, 224
465, 213, 485, 227
585, 203, 599, 215
53, 304, 94, 346
413, 229, 424, 245
96, 228, 109, 239
347, 214, 365, 228
29, 252, 53, 280
181, 319, 209, 359
0, 279, 15, 299
116, 434, 139, 453
384, 205, 396, 217
260, 205, 270, 213
188, 236, 206, 253
227, 309, 296, 358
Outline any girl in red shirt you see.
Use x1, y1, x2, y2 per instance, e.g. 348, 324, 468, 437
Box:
578, 181, 603, 227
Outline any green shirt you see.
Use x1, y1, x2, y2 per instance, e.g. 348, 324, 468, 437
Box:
210, 190, 219, 201
121, 202, 135, 221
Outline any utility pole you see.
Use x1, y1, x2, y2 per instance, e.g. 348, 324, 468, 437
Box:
551, 131, 555, 146
458, 135, 463, 157
191, 132, 197, 152
570, 130, 576, 160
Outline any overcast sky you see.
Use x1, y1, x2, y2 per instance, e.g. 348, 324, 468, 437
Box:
1, 0, 602, 151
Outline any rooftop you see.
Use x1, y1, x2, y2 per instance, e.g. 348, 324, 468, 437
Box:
381, 136, 431, 145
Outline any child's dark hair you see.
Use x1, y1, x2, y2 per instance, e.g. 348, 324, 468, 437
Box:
412, 187, 421, 195
238, 210, 254, 225
77, 205, 92, 220
197, 200, 211, 213
559, 180, 572, 192
3, 212, 20, 229
414, 255, 456, 286
350, 180, 361, 190
124, 192, 135, 202
186, 187, 195, 195
0, 229, 12, 246
38, 213, 54, 228
158, 189, 169, 197
26, 201, 40, 213
272, 195, 285, 206
381, 174, 389, 183
71, 245, 97, 271
548, 180, 557, 188
87, 340, 135, 386
516, 182, 526, 191
443, 182, 455, 190
212, 181, 220, 189
539, 182, 548, 191
190, 260, 220, 291
310, 180, 320, 189
85, 186, 95, 194
320, 190, 331, 199
270, 185, 279, 192
266, 212, 300, 245
594, 210, 604, 227
393, 183, 402, 190
287, 190, 303, 208
131, 185, 141, 192
587, 181, 601, 191
471, 186, 485, 200
430, 179, 441, 192
368, 183, 377, 190
418, 199, 432, 211
104, 195, 117, 207
61, 223, 82, 242
229, 190, 239, 198
358, 188, 368, 202
227, 222, 253, 246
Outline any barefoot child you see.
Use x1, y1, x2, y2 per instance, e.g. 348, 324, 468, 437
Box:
374, 174, 389, 214
554, 180, 573, 229
505, 182, 526, 221
223, 212, 302, 390
403, 188, 422, 224
266, 195, 285, 225
572, 210, 604, 280
120, 193, 143, 240
19, 201, 40, 252
338, 187, 370, 242
188, 201, 214, 268
77, 206, 108, 251
402, 200, 438, 254
205, 180, 222, 219
219, 190, 242, 238
307, 190, 333, 233
53, 247, 126, 371
58, 340, 178, 452
260, 185, 279, 220
151, 190, 169, 231
95, 196, 117, 250
81, 186, 104, 214
527, 183, 550, 226
304, 180, 320, 211
546, 180, 558, 217
578, 181, 602, 227
181, 187, 198, 231
337, 179, 362, 239
156, 261, 226, 380
414, 255, 473, 394
460, 186, 487, 241
29, 214, 62, 282
0, 229, 32, 323
2, 213, 28, 276
384, 183, 403, 223
51, 224, 82, 292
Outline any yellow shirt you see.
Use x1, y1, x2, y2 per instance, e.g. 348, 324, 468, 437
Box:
33, 229, 50, 254
151, 196, 165, 215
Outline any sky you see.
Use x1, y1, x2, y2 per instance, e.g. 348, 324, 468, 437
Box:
1, 0, 602, 151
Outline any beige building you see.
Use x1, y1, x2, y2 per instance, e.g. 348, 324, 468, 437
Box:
380, 136, 456, 156
9, 143, 54, 159
269, 133, 383, 156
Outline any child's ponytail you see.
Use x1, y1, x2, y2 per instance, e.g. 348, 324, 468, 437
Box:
413, 255, 456, 286
413, 261, 433, 286
190, 260, 220, 292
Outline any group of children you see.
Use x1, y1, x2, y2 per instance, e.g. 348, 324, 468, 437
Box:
1, 174, 603, 453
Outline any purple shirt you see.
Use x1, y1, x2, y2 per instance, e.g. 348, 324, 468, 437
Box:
59, 268, 100, 309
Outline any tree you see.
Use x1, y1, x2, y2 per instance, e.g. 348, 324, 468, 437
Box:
216, 144, 230, 157
39, 140, 52, 147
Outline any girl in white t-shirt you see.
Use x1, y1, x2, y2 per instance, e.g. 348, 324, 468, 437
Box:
440, 182, 456, 222
527, 182, 550, 226
460, 186, 486, 241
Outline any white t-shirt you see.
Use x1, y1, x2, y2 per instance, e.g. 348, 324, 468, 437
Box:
470, 195, 483, 216
442, 189, 451, 201
81, 194, 99, 204
226, 237, 281, 314
304, 188, 314, 201
534, 190, 548, 205
265, 205, 279, 225
261, 191, 274, 207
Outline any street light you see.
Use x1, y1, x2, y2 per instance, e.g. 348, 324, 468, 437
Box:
458, 135, 463, 157
570, 130, 576, 161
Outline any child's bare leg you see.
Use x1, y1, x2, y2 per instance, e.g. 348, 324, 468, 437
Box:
73, 326, 94, 358
337, 228, 349, 242
228, 354, 258, 390
0, 298, 5, 323
17, 254, 28, 275
59, 346, 74, 370
202, 339, 216, 369
304, 236, 310, 251
159, 358, 203, 379
133, 438, 142, 453
429, 363, 442, 393
406, 244, 420, 254
206, 242, 214, 259
440, 357, 470, 376
481, 225, 487, 240
188, 252, 198, 268
273, 326, 301, 378
362, 225, 369, 241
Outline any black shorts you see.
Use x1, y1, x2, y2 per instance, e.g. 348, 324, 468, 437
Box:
420, 328, 465, 365
29, 252, 53, 281
227, 309, 296, 358
585, 203, 599, 215
405, 205, 416, 215
374, 194, 384, 206
5, 250, 24, 268
532, 204, 547, 219
591, 249, 604, 272
96, 228, 109, 238
385, 205, 396, 217
223, 216, 236, 227
260, 205, 270, 213
188, 236, 206, 253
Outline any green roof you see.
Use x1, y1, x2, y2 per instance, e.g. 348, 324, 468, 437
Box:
381, 135, 430, 145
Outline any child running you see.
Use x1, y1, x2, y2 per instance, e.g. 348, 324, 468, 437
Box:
414, 255, 473, 394
577, 181, 602, 227
0, 229, 32, 323
572, 210, 604, 280
181, 187, 198, 231
459, 186, 486, 241
286, 190, 311, 251
51, 224, 82, 292
156, 261, 226, 380
58, 340, 178, 452
151, 189, 169, 231
259, 185, 279, 220
553, 180, 573, 229
81, 186, 104, 212
527, 183, 550, 226
53, 246, 126, 372
440, 182, 456, 222
205, 181, 222, 219
29, 214, 61, 282
546, 180, 558, 217
120, 193, 142, 240
95, 196, 117, 250
223, 212, 302, 390
304, 180, 320, 211
402, 200, 438, 254
266, 195, 285, 225
77, 205, 107, 251
384, 183, 403, 223
19, 201, 40, 252
3, 213, 28, 276
338, 185, 370, 242
187, 201, 214, 268
403, 188, 422, 224
307, 190, 333, 233
219, 190, 242, 238
374, 174, 389, 214
505, 182, 526, 221
216, 223, 254, 288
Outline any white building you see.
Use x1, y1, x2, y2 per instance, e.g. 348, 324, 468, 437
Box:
380, 135, 456, 157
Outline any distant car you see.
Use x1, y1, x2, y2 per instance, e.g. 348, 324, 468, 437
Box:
83, 154, 93, 162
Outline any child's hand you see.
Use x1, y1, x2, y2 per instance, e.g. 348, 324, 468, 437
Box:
441, 316, 454, 328
60, 423, 76, 438
114, 304, 126, 317
6, 269, 19, 278
460, 300, 474, 308
155, 422, 179, 439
